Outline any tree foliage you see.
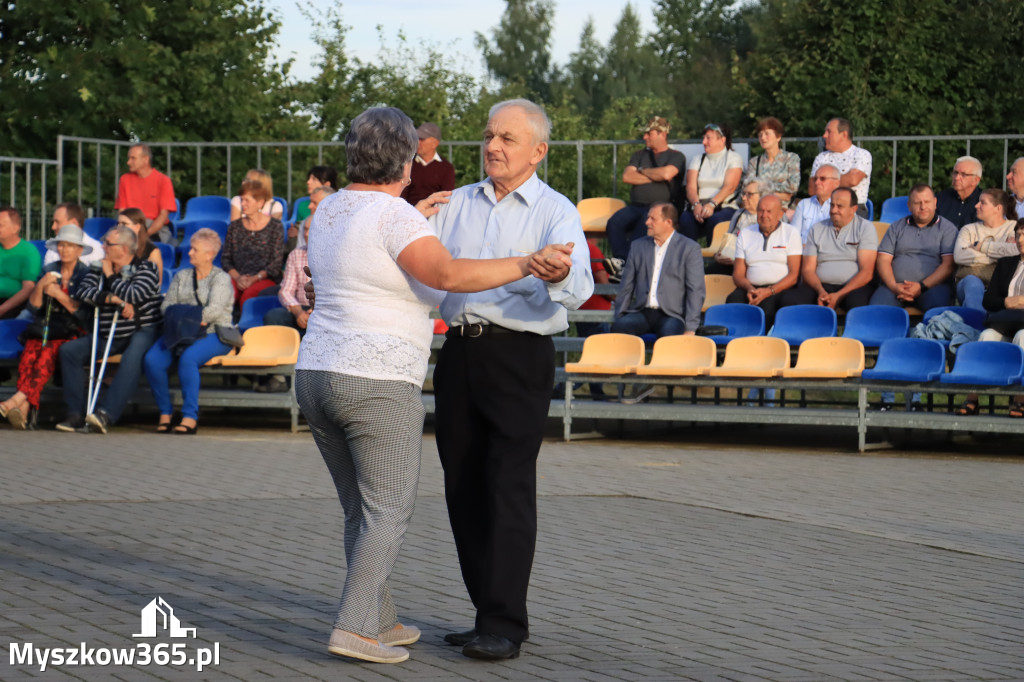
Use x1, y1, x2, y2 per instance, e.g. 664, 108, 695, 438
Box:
475, 0, 557, 103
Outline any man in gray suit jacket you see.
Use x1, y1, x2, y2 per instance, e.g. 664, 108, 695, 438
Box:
612, 203, 706, 338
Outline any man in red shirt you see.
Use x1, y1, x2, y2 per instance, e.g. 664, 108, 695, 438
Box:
114, 144, 177, 243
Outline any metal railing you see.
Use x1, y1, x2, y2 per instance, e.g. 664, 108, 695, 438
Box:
2, 134, 1019, 229
0, 156, 60, 240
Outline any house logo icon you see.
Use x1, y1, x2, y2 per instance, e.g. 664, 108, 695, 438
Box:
133, 597, 197, 638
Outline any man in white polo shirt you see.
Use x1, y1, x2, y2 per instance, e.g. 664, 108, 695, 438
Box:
726, 194, 802, 328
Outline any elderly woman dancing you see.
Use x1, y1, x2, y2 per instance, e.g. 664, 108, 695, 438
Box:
295, 107, 570, 664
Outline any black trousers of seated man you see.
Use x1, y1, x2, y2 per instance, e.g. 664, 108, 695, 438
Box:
725, 287, 786, 329
433, 331, 554, 646
779, 281, 875, 311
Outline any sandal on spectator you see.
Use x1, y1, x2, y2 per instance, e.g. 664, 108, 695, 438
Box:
954, 400, 979, 416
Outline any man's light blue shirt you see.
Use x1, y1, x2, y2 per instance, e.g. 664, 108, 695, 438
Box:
431, 173, 593, 335
791, 195, 831, 244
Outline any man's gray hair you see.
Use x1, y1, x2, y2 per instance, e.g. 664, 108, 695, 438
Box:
106, 225, 138, 253
817, 163, 840, 179
955, 155, 983, 176
130, 143, 153, 164
489, 99, 551, 144
311, 186, 336, 200
345, 107, 417, 185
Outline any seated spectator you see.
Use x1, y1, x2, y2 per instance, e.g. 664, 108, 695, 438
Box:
790, 165, 841, 244
708, 176, 764, 274
871, 185, 956, 310
229, 169, 285, 221
743, 117, 800, 209
117, 208, 163, 281
0, 225, 91, 428
143, 228, 234, 434
1007, 157, 1024, 218
679, 123, 742, 244
955, 219, 1024, 417
780, 187, 878, 311
44, 203, 104, 267
953, 188, 1018, 310
0, 206, 42, 319
222, 178, 285, 306
293, 165, 338, 227
265, 191, 331, 336
56, 225, 162, 434
288, 185, 333, 254
605, 117, 685, 260
936, 156, 983, 229
401, 122, 456, 206
612, 203, 704, 337
811, 118, 872, 217
114, 144, 176, 243
726, 195, 802, 328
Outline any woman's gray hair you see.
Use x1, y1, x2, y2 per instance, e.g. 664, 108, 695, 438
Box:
489, 99, 551, 144
190, 227, 222, 255
744, 176, 772, 194
105, 225, 137, 253
345, 107, 417, 185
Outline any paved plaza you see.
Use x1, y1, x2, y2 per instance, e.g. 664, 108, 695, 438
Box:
1, 420, 1022, 681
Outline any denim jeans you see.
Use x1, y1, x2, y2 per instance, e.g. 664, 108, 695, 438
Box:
605, 204, 649, 260
956, 276, 985, 310
59, 324, 160, 422
144, 333, 231, 420
611, 309, 686, 337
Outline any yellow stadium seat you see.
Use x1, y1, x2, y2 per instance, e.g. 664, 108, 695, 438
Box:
565, 333, 645, 375
577, 197, 626, 234
873, 221, 889, 244
700, 221, 732, 258
218, 326, 300, 367
633, 335, 717, 376
703, 274, 735, 312
777, 337, 865, 378
706, 336, 790, 378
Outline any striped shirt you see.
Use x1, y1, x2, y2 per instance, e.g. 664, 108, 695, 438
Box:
78, 258, 162, 339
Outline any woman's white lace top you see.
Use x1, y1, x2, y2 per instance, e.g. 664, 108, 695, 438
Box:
296, 189, 444, 385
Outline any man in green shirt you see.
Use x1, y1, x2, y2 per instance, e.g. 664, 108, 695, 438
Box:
0, 206, 42, 319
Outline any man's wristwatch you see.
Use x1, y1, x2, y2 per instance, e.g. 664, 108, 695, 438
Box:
919, 281, 929, 292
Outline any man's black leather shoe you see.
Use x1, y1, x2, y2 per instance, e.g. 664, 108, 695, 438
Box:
462, 634, 520, 660
443, 629, 477, 646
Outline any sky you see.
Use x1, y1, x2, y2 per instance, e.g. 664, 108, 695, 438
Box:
269, 0, 655, 82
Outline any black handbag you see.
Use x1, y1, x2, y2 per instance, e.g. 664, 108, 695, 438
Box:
215, 324, 244, 348
162, 270, 205, 354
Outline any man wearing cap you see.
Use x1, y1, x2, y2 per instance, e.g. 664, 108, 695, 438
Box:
113, 143, 177, 243
0, 206, 42, 319
401, 122, 456, 207
44, 202, 105, 267
605, 117, 686, 260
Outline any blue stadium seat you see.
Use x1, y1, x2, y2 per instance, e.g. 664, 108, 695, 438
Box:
702, 303, 766, 345
288, 197, 310, 226
841, 305, 909, 347
154, 241, 176, 269
863, 198, 875, 221
768, 305, 837, 346
83, 217, 117, 241
29, 240, 48, 261
274, 196, 288, 220
0, 319, 30, 360
184, 196, 231, 223
161, 267, 176, 295
237, 296, 284, 332
922, 306, 986, 331
175, 220, 228, 265
168, 198, 181, 223
879, 196, 909, 224
939, 341, 1024, 386
861, 338, 946, 382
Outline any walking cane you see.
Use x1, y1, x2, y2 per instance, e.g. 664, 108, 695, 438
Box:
87, 301, 123, 418
40, 272, 61, 348
85, 300, 102, 415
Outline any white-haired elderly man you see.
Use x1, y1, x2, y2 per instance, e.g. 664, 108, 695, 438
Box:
790, 164, 841, 243
936, 156, 983, 229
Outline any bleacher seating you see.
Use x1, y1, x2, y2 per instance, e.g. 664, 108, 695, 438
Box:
841, 305, 909, 347
706, 336, 790, 377
939, 341, 1024, 386
700, 221, 731, 258
702, 303, 765, 345
216, 325, 300, 367
161, 267, 176, 295
769, 305, 838, 346
237, 296, 284, 332
184, 196, 231, 223
861, 338, 946, 382
174, 219, 229, 264
864, 197, 875, 221
287, 197, 310, 227
564, 333, 645, 375
0, 319, 29, 360
778, 337, 865, 378
577, 197, 626, 234
154, 241, 176, 269
922, 306, 986, 331
29, 240, 47, 261
702, 274, 734, 312
83, 217, 117, 241
880, 196, 909, 224
632, 335, 717, 376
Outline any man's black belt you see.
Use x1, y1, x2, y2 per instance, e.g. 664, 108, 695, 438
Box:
445, 323, 532, 339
